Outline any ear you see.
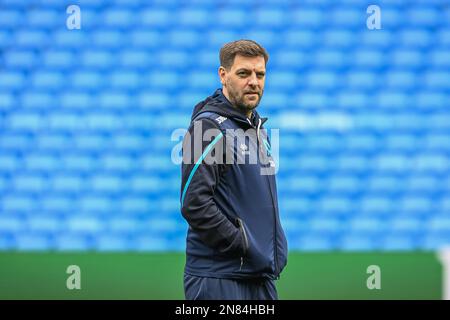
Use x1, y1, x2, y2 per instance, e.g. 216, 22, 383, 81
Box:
218, 66, 227, 86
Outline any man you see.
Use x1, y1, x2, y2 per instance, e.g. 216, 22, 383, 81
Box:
180, 40, 288, 300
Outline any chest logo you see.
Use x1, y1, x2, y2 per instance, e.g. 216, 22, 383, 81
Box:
215, 116, 227, 124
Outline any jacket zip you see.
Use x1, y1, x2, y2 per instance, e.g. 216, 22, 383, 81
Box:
255, 120, 280, 277
234, 117, 280, 277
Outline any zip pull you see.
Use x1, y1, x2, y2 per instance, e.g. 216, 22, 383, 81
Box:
240, 257, 244, 271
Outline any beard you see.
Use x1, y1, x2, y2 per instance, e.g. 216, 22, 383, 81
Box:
226, 83, 263, 115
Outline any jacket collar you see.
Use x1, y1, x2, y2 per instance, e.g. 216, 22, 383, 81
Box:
191, 88, 268, 128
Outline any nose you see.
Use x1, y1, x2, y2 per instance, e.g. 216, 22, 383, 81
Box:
248, 73, 258, 87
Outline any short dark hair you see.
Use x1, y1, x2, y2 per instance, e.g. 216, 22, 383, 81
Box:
219, 39, 269, 70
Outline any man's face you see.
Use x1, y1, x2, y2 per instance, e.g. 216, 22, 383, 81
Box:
219, 54, 266, 116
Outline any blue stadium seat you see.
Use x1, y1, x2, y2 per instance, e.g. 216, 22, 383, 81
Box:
385, 72, 417, 90
21, 92, 55, 109
81, 50, 115, 70
360, 30, 393, 49
216, 9, 248, 28
0, 10, 22, 29
345, 71, 378, 90
0, 72, 26, 90
381, 235, 418, 250
336, 91, 369, 109
98, 92, 132, 109
327, 175, 361, 194
186, 71, 217, 89
8, 112, 44, 131
24, 154, 59, 171
3, 50, 36, 70
31, 71, 65, 91
138, 92, 171, 109
15, 233, 52, 250
41, 195, 75, 213
340, 234, 377, 251
2, 195, 37, 214
108, 218, 140, 233
71, 71, 104, 90
322, 30, 354, 48
53, 31, 88, 49
134, 235, 169, 251
92, 31, 125, 49
206, 30, 241, 47
385, 134, 418, 152
255, 9, 286, 28
415, 92, 448, 109
0, 217, 24, 233
110, 71, 141, 90
67, 217, 104, 233
399, 196, 434, 215
168, 30, 201, 49
156, 50, 190, 68
407, 7, 440, 28
317, 196, 353, 215
119, 197, 155, 216
266, 71, 298, 90
28, 216, 60, 233
424, 71, 450, 89
0, 30, 12, 49
60, 92, 95, 109
101, 155, 134, 172
285, 175, 322, 194
329, 7, 362, 28
42, 50, 75, 70
95, 234, 131, 251
140, 8, 171, 28
424, 134, 450, 152
293, 234, 336, 251
379, 7, 402, 29
51, 174, 84, 193
430, 49, 450, 68
55, 233, 91, 251
103, 9, 135, 29
14, 30, 48, 48
359, 196, 395, 216
399, 29, 432, 48
90, 175, 124, 194
352, 50, 385, 69
336, 154, 369, 174
284, 30, 318, 48
178, 9, 210, 28
296, 92, 331, 109
0, 235, 14, 250
388, 217, 423, 233
423, 233, 450, 250
437, 198, 450, 214
290, 7, 324, 29
26, 9, 59, 28
0, 133, 33, 153
438, 30, 450, 46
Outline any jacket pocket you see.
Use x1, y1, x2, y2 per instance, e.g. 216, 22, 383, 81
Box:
236, 218, 249, 256
235, 218, 272, 273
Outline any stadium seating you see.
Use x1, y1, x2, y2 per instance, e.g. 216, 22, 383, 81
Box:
0, 0, 449, 251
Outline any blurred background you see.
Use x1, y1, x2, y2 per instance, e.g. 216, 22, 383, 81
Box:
0, 0, 449, 299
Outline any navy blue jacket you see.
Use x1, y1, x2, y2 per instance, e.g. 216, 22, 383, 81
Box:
180, 89, 288, 280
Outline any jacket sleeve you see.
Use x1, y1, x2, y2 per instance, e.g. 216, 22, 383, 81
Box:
180, 118, 247, 257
